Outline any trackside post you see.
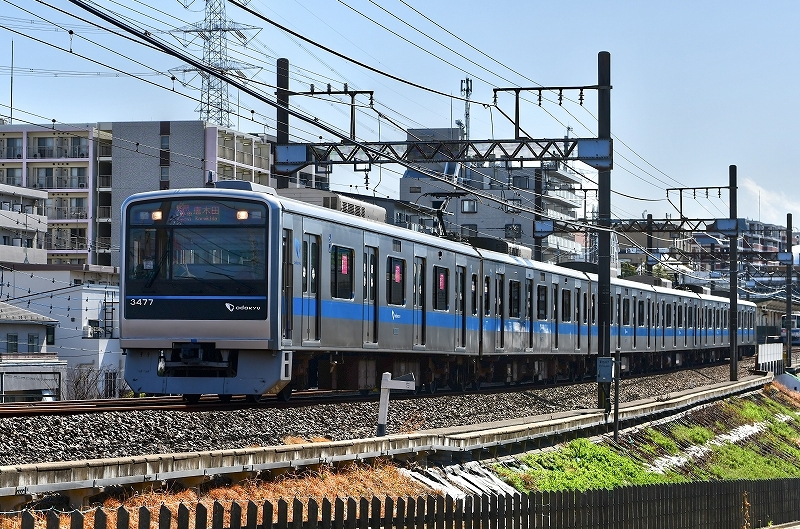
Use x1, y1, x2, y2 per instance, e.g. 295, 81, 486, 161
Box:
376, 372, 416, 436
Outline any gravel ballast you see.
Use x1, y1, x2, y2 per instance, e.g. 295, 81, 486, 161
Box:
0, 359, 759, 466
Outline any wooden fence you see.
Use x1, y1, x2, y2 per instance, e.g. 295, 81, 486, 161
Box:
7, 478, 800, 529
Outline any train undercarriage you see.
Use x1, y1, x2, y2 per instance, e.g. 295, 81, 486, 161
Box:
285, 346, 751, 396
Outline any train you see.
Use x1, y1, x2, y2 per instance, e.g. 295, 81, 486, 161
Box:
120, 181, 758, 402
781, 313, 800, 345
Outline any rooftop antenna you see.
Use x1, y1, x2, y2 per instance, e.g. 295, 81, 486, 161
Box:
460, 78, 472, 143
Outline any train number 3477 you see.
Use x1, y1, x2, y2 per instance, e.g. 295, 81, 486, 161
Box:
129, 298, 154, 306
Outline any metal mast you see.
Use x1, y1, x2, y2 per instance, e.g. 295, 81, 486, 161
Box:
461, 78, 472, 142
171, 0, 260, 128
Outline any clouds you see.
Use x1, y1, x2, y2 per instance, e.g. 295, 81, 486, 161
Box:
741, 178, 798, 225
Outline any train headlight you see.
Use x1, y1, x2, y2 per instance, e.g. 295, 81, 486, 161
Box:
151, 211, 163, 221
236, 210, 249, 220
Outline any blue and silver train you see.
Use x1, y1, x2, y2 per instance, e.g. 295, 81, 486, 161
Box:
120, 181, 757, 402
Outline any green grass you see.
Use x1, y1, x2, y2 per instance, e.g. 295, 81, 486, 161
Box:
671, 424, 714, 446
500, 438, 673, 492
496, 384, 800, 493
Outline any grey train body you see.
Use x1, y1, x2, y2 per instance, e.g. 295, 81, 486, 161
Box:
120, 182, 757, 399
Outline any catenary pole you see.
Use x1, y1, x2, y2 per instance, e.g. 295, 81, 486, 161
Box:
597, 51, 611, 410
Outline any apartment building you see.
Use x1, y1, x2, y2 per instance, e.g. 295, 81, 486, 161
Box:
397, 128, 589, 263
0, 121, 272, 268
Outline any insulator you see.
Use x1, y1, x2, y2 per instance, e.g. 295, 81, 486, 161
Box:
558, 89, 563, 105
538, 90, 542, 106
579, 89, 584, 105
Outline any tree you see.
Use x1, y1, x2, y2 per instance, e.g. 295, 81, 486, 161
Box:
620, 262, 638, 278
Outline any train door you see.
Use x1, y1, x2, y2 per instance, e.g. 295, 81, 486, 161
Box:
413, 254, 426, 348
281, 228, 293, 342
455, 265, 466, 349
647, 298, 652, 349
616, 292, 622, 351
526, 277, 534, 351
301, 232, 321, 342
495, 271, 505, 350
552, 282, 560, 350
575, 287, 582, 353
363, 244, 378, 345
533, 274, 549, 353
583, 289, 590, 354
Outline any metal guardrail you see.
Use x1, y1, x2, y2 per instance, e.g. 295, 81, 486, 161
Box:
0, 374, 772, 504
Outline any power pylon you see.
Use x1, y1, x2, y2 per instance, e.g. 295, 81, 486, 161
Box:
170, 0, 260, 127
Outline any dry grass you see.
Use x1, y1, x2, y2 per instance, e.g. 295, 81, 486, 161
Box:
0, 461, 435, 529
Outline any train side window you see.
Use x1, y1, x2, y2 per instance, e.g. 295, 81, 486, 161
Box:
622, 298, 631, 326
302, 241, 308, 293
386, 256, 406, 305
433, 266, 449, 311
583, 292, 588, 324
537, 285, 548, 320
666, 303, 672, 327
484, 276, 491, 316
330, 246, 354, 299
561, 289, 571, 322
638, 300, 645, 326
591, 294, 596, 324
678, 305, 683, 327
509, 280, 521, 318
688, 304, 694, 328
470, 274, 478, 315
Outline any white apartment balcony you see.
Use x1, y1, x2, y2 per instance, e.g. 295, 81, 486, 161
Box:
27, 176, 88, 190
47, 207, 88, 221
46, 236, 88, 251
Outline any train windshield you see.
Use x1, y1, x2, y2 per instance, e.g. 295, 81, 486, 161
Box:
125, 198, 267, 298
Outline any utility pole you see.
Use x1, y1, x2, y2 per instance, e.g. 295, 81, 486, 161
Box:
729, 166, 738, 381
597, 51, 612, 411
787, 213, 793, 368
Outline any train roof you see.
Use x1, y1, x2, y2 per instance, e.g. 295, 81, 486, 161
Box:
121, 185, 758, 309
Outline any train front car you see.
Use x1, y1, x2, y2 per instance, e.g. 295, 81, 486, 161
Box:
120, 188, 287, 402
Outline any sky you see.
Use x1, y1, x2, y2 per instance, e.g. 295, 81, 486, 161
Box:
0, 0, 798, 227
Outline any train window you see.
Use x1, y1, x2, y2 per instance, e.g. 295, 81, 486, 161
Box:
666, 304, 672, 327
471, 274, 478, 315
536, 285, 548, 320
583, 292, 588, 324
622, 298, 630, 326
330, 246, 354, 299
526, 280, 533, 321
591, 294, 596, 324
561, 289, 571, 322
303, 241, 309, 293
688, 305, 694, 328
301, 236, 320, 296
637, 300, 644, 326
386, 257, 405, 305
609, 295, 614, 325
484, 277, 491, 316
509, 280, 521, 318
433, 266, 449, 311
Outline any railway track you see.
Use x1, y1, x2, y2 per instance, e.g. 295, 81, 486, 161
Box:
0, 356, 757, 418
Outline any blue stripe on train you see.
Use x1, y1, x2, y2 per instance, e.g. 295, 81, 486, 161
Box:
292, 297, 751, 341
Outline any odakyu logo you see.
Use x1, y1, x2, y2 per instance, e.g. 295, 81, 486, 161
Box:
225, 302, 261, 312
